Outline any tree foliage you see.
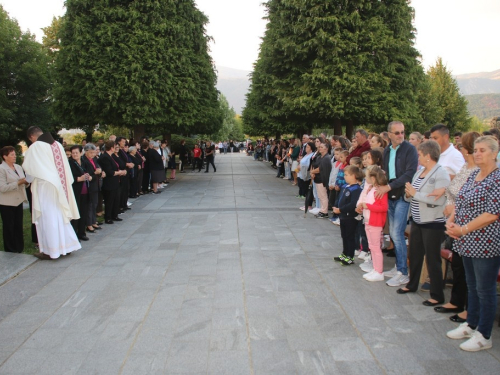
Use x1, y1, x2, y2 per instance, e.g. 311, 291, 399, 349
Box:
0, 5, 54, 147
243, 0, 425, 137
426, 57, 469, 132
211, 94, 244, 141
53, 0, 222, 137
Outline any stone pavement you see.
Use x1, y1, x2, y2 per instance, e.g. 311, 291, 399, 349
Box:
0, 152, 499, 374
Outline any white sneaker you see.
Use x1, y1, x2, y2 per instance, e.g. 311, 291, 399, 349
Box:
299, 206, 305, 211
386, 272, 410, 287
127, 201, 133, 207
459, 331, 492, 352
331, 218, 340, 226
354, 250, 360, 256
360, 261, 374, 273
309, 208, 320, 215
357, 251, 368, 260
365, 271, 384, 282
383, 266, 398, 278
447, 322, 475, 340
362, 270, 375, 279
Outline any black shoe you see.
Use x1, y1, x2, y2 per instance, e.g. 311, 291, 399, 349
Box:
315, 212, 328, 219
340, 256, 354, 266
333, 254, 346, 262
105, 220, 114, 224
113, 217, 123, 221
79, 235, 89, 241
397, 288, 412, 294
126, 207, 132, 210
214, 169, 216, 172
449, 314, 467, 323
93, 225, 102, 230
422, 300, 443, 307
205, 171, 209, 173
152, 191, 161, 194
434, 306, 463, 314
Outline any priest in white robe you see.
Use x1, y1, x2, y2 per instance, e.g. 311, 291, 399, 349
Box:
23, 127, 81, 259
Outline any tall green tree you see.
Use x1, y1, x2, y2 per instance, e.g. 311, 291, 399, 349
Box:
0, 5, 54, 147
243, 0, 425, 137
53, 0, 221, 139
426, 57, 469, 132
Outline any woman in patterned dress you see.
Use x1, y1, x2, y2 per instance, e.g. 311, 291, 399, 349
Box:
445, 136, 500, 352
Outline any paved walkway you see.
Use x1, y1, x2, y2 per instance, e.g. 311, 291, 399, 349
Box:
0, 152, 499, 374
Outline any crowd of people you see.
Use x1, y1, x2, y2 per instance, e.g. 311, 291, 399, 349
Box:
1, 123, 499, 353
0, 130, 229, 258
251, 122, 500, 352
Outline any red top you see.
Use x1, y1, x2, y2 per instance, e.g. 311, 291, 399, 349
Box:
193, 148, 202, 158
365, 193, 388, 227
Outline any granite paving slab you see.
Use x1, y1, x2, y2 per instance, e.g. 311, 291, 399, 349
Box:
0, 153, 499, 374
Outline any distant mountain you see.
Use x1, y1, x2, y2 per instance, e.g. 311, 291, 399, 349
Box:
456, 69, 500, 95
216, 66, 250, 114
465, 94, 500, 120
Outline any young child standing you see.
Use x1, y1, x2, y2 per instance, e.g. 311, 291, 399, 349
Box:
333, 166, 364, 266
360, 166, 389, 281
331, 150, 349, 225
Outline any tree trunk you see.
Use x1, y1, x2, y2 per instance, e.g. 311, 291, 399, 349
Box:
345, 120, 354, 139
134, 125, 145, 141
275, 131, 281, 140
162, 132, 172, 146
333, 119, 342, 135
85, 129, 93, 143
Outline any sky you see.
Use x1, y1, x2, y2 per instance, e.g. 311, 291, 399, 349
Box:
1, 0, 499, 75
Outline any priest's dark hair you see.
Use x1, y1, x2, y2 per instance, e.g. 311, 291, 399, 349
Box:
27, 126, 43, 138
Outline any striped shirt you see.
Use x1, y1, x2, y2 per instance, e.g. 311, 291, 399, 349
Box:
410, 177, 445, 224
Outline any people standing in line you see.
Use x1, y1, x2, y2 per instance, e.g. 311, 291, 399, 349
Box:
445, 136, 500, 352
99, 141, 125, 224
140, 141, 150, 192
205, 141, 216, 173
128, 146, 141, 198
376, 121, 418, 287
0, 146, 29, 253
116, 137, 133, 211
68, 145, 91, 242
82, 143, 103, 234
23, 127, 81, 259
396, 141, 450, 305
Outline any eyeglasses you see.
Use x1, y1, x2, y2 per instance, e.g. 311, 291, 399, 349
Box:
390, 131, 404, 136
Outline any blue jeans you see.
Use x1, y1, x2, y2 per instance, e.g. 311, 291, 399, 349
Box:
312, 182, 320, 209
387, 197, 410, 275
463, 256, 500, 339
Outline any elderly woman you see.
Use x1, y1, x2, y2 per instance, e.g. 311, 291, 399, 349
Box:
0, 146, 29, 252
290, 138, 301, 185
434, 132, 479, 322
147, 141, 165, 194
128, 146, 140, 198
397, 141, 450, 306
69, 145, 91, 241
445, 136, 500, 352
310, 142, 332, 218
82, 143, 103, 233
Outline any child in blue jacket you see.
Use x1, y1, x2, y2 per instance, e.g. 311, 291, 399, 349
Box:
333, 166, 364, 266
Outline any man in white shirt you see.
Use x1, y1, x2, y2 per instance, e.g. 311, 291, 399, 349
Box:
430, 124, 464, 179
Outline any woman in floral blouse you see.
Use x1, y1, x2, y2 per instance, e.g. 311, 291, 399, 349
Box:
445, 136, 500, 352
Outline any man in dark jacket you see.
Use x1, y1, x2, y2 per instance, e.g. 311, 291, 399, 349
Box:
376, 121, 418, 287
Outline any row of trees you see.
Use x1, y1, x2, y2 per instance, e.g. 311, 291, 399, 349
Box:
1, 1, 230, 148
243, 0, 469, 138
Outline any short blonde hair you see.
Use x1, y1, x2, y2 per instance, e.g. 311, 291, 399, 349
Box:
475, 135, 499, 156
